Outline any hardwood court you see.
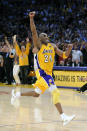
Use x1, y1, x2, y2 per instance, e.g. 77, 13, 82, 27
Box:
0, 84, 87, 131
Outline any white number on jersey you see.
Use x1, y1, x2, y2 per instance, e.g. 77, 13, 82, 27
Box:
44, 55, 52, 63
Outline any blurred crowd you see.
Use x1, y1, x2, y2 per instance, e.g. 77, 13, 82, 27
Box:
0, 0, 87, 84
0, 36, 35, 84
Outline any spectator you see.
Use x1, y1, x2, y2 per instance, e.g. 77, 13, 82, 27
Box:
72, 44, 83, 67
0, 0, 87, 73
5, 37, 15, 85
5, 36, 21, 85
14, 35, 31, 84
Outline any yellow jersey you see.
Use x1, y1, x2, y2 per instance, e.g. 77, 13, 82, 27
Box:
15, 42, 31, 66
36, 43, 55, 76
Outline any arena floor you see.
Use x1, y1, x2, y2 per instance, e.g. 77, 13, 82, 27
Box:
0, 84, 87, 131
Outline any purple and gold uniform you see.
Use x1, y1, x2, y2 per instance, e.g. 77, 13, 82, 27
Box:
33, 43, 56, 94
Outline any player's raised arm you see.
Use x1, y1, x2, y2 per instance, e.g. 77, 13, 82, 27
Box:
53, 44, 73, 59
29, 11, 40, 48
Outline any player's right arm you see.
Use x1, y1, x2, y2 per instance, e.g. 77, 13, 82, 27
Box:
29, 11, 41, 51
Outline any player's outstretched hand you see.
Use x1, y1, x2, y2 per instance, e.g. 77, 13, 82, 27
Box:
29, 11, 35, 18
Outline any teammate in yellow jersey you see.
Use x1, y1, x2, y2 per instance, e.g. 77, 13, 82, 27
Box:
11, 11, 75, 126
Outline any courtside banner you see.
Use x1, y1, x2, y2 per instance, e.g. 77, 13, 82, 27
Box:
54, 70, 87, 88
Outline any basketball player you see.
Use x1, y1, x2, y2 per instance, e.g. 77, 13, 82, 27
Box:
11, 12, 75, 126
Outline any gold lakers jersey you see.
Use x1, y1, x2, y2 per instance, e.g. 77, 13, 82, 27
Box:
35, 43, 55, 76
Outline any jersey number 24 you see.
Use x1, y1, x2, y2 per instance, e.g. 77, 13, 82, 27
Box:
44, 55, 52, 63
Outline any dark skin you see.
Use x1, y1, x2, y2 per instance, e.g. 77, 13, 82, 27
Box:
29, 12, 73, 57
19, 11, 73, 115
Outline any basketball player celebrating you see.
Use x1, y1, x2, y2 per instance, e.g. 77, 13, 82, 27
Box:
11, 12, 75, 126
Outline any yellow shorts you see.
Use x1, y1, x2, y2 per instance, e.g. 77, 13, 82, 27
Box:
33, 69, 55, 94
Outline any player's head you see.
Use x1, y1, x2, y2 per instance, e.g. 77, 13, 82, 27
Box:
39, 33, 49, 44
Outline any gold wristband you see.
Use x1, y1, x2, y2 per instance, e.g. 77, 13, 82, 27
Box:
63, 52, 67, 59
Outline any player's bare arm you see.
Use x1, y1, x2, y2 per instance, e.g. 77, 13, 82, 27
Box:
65, 44, 73, 57
52, 43, 73, 59
29, 11, 41, 49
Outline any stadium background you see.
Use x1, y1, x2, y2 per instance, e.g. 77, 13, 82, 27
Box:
0, 0, 87, 88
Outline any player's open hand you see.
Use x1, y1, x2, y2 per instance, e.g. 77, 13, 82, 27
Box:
29, 11, 35, 18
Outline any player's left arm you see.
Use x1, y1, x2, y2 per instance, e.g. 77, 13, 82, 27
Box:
52, 44, 73, 59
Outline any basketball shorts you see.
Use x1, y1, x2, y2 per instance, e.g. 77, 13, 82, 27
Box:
33, 69, 55, 94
